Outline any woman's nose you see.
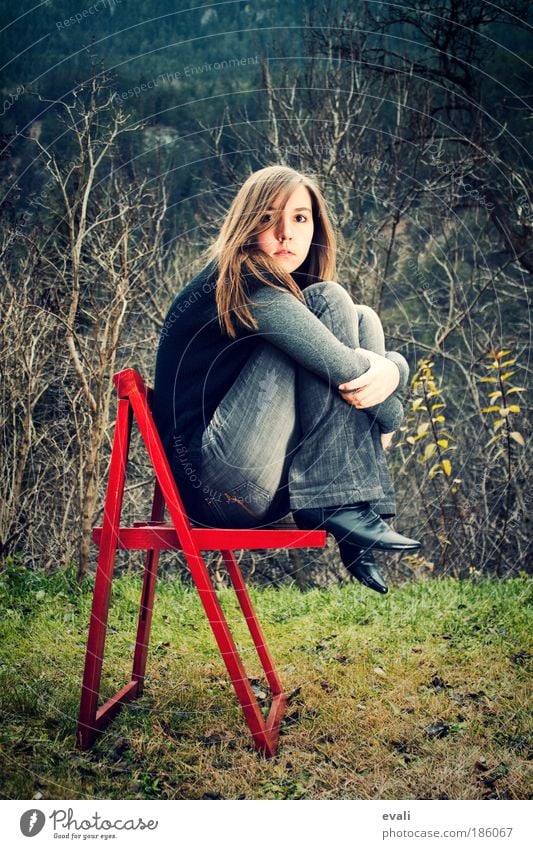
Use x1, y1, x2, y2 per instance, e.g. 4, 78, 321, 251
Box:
276, 216, 292, 241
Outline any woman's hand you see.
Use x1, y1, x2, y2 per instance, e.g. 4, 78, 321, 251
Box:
338, 348, 400, 408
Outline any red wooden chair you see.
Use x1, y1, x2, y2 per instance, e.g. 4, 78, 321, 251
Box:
77, 368, 326, 757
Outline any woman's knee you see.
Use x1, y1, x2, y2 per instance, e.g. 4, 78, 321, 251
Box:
303, 280, 352, 308
302, 281, 358, 343
304, 285, 381, 331
354, 304, 385, 353
355, 303, 381, 326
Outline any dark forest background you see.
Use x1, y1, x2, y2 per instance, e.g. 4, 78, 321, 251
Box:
1, 0, 531, 584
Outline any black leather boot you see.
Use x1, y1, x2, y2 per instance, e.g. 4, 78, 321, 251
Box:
337, 540, 388, 594
293, 503, 421, 551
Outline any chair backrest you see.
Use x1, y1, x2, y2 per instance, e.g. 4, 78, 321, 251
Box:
111, 367, 203, 560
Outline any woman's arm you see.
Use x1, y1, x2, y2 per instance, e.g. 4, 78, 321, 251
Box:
246, 284, 402, 411
247, 285, 373, 381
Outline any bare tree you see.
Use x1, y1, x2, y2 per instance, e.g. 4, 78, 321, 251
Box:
0, 233, 59, 561
1, 75, 168, 579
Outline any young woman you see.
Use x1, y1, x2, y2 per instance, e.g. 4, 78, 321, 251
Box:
153, 165, 420, 594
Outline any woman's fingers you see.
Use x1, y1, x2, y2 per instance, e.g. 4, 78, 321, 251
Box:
338, 376, 373, 406
344, 390, 379, 408
338, 373, 367, 393
339, 387, 375, 408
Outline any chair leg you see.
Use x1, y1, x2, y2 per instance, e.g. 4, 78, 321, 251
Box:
77, 400, 135, 749
222, 549, 284, 696
132, 483, 165, 691
222, 549, 287, 755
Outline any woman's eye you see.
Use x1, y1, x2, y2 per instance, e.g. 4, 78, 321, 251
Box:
295, 214, 307, 222
261, 214, 273, 223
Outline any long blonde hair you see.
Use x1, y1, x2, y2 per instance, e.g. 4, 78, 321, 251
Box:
203, 165, 337, 338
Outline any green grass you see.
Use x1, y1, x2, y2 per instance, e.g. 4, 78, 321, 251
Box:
0, 561, 531, 800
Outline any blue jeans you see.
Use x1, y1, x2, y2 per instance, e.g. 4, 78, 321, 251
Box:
190, 282, 407, 529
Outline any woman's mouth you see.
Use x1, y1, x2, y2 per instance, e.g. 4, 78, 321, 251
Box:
274, 250, 294, 256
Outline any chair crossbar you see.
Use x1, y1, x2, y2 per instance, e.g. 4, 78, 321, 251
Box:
92, 523, 326, 551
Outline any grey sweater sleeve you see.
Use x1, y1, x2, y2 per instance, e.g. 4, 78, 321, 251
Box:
247, 285, 372, 382
367, 352, 409, 433
246, 284, 407, 433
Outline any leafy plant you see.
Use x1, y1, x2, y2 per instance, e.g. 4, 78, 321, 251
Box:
401, 359, 469, 574
478, 349, 526, 573
406, 358, 457, 484
479, 349, 525, 453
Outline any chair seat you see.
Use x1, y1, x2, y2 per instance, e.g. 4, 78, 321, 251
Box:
93, 522, 327, 551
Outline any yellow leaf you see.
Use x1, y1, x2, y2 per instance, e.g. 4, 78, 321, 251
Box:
495, 350, 511, 358
442, 459, 452, 476
437, 439, 449, 448
499, 408, 511, 417
507, 387, 525, 394
432, 415, 445, 423
423, 443, 437, 461
481, 406, 500, 413
493, 419, 505, 430
431, 403, 445, 411
428, 462, 442, 478
486, 434, 500, 446
406, 436, 416, 444
507, 405, 520, 413
479, 377, 498, 383
417, 423, 430, 436
488, 391, 502, 400
500, 371, 515, 380
510, 431, 525, 446
499, 359, 516, 367
412, 398, 424, 410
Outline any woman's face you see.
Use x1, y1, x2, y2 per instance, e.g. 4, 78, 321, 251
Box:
254, 184, 314, 273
